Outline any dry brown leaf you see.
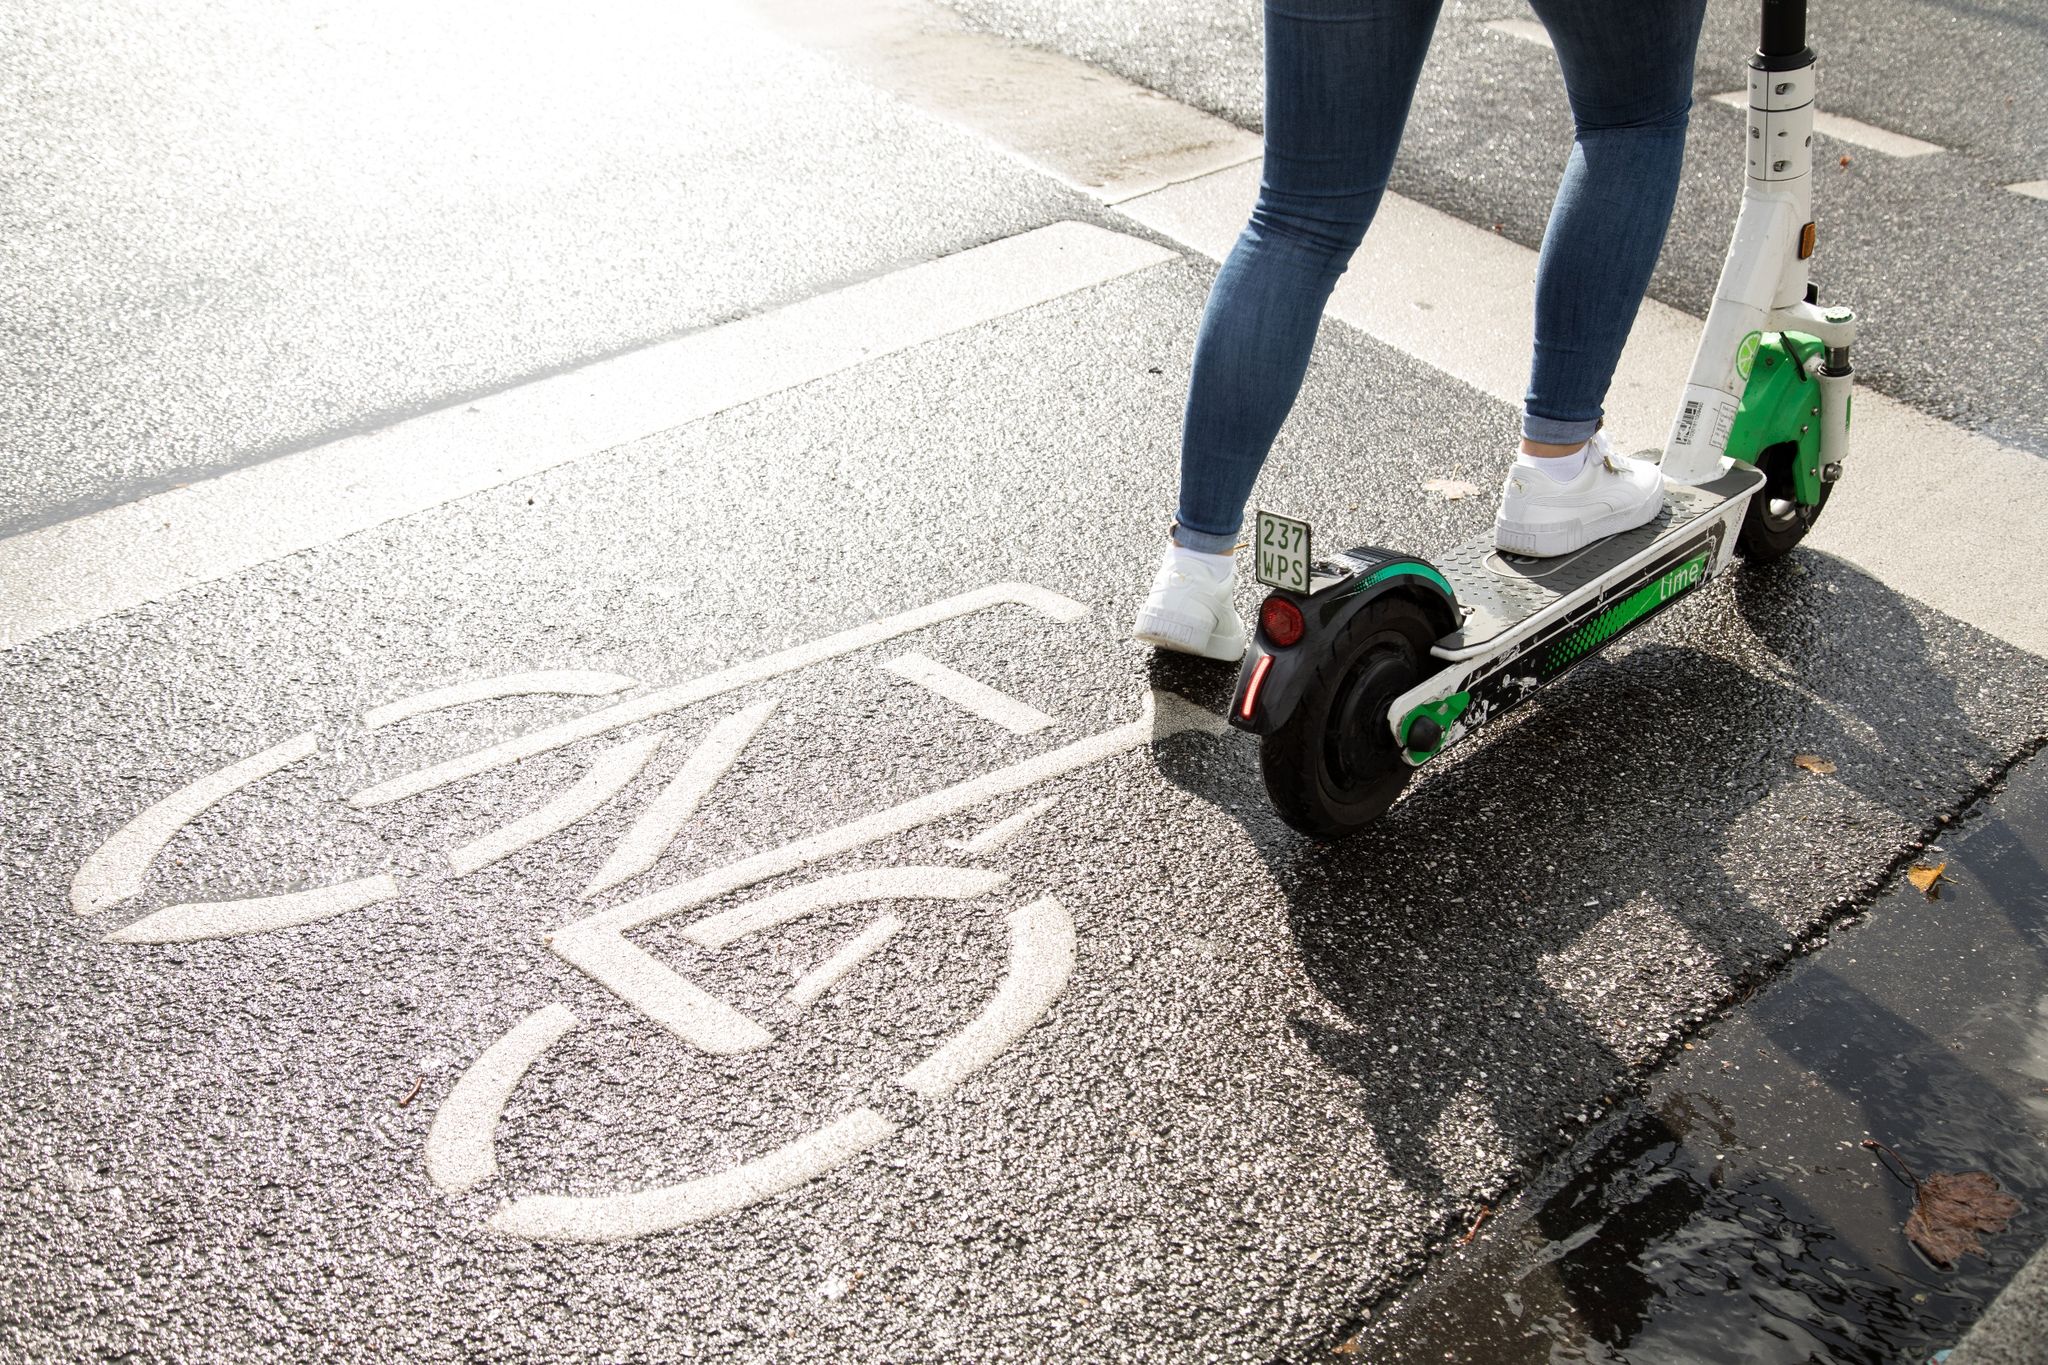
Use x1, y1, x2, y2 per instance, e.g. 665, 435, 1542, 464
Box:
1907, 1170, 2021, 1267
1906, 861, 1946, 896
1839, 153, 1854, 168
1421, 478, 1480, 501
1332, 1337, 1360, 1356
1863, 1140, 2021, 1269
1793, 753, 1837, 774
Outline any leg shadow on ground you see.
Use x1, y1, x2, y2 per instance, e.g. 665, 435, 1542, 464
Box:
1146, 547, 2048, 1256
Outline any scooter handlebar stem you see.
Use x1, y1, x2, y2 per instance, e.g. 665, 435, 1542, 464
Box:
1661, 0, 1828, 485
1758, 0, 1809, 63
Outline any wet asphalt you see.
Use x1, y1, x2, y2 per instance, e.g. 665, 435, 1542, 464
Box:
1352, 740, 2048, 1362
8, 261, 2048, 1360
5, 2, 2048, 1361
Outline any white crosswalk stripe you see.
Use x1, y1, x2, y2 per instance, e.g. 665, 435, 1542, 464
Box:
0, 224, 1172, 651
1709, 91, 1943, 157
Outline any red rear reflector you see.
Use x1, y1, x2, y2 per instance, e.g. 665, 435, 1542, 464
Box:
1259, 596, 1305, 647
1239, 653, 1274, 720
1798, 221, 1816, 259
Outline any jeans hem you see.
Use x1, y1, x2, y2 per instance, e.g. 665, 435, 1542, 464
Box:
1170, 522, 1239, 556
1521, 412, 1602, 445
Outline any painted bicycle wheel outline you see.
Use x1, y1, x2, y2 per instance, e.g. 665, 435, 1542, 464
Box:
67, 583, 1227, 1240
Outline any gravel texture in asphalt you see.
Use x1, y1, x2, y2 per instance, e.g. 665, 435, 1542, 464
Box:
6, 258, 2046, 1361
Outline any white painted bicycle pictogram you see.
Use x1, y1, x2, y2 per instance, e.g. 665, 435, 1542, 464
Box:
70, 583, 1224, 1241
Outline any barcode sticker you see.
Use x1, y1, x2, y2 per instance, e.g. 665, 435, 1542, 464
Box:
1675, 400, 1703, 445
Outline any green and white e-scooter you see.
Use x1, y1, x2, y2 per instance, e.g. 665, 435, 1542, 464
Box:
1230, 0, 1857, 838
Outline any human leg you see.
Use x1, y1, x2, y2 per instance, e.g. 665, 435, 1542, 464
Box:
1520, 0, 1708, 449
1492, 0, 1705, 556
1141, 0, 1442, 658
1170, 0, 1445, 554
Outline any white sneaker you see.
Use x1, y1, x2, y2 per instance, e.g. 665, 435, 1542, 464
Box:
1493, 431, 1665, 558
1132, 545, 1245, 662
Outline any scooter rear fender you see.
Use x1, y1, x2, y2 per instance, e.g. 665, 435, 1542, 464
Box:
1229, 548, 1460, 737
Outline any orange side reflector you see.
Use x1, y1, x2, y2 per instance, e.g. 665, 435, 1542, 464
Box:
1798, 221, 1817, 259
1239, 654, 1274, 721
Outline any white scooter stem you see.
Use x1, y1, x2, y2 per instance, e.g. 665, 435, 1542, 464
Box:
1662, 1, 1854, 488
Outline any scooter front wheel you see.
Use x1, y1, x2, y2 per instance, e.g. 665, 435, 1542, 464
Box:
1257, 597, 1437, 839
1738, 440, 1832, 564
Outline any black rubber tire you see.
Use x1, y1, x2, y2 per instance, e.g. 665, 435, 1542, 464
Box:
1737, 440, 1832, 564
1257, 597, 1437, 840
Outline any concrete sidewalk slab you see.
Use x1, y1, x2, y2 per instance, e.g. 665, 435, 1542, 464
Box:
1951, 1240, 2048, 1365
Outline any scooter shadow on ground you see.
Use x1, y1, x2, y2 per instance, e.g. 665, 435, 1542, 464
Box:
1144, 548, 2048, 1225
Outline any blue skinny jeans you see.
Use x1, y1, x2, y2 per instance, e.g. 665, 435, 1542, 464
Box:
1173, 0, 1707, 554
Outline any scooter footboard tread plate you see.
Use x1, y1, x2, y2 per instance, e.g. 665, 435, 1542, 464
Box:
1436, 467, 1762, 651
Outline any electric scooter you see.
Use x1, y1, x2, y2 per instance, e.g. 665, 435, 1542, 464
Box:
1231, 0, 1856, 838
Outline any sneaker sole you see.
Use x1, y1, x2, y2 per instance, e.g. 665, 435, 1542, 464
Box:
1494, 484, 1666, 559
1133, 606, 1244, 662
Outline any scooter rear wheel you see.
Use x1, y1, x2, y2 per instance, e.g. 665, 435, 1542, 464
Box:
1257, 597, 1437, 839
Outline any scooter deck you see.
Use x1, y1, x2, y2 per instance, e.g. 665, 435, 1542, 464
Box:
1432, 465, 1765, 653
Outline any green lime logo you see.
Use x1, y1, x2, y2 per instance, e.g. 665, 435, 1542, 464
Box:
1735, 330, 1762, 381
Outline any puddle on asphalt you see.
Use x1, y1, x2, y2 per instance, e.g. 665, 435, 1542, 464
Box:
1354, 755, 2048, 1364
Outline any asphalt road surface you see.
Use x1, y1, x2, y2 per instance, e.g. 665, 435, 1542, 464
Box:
4, 1, 2046, 1361
944, 0, 2048, 454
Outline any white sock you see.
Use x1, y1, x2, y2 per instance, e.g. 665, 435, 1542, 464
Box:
1168, 543, 1236, 576
1516, 444, 1589, 482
